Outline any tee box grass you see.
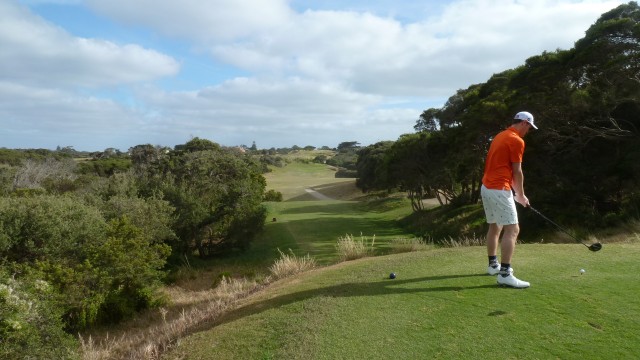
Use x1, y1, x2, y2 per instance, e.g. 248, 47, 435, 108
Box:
167, 243, 640, 359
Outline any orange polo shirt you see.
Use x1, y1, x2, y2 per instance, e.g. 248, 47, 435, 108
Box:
482, 127, 524, 191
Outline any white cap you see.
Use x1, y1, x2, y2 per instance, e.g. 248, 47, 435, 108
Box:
514, 111, 537, 129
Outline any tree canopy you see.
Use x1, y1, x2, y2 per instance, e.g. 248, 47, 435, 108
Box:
357, 1, 640, 229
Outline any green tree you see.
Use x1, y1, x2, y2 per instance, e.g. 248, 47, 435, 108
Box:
355, 141, 394, 193
141, 140, 267, 257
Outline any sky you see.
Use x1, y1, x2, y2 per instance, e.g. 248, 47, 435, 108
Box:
0, 0, 625, 151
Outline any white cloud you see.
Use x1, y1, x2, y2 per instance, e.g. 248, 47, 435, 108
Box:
0, 1, 180, 88
80, 0, 625, 97
0, 0, 626, 151
206, 0, 623, 96
129, 77, 412, 148
0, 81, 147, 149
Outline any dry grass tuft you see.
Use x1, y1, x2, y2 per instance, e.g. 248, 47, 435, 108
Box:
269, 249, 317, 280
336, 233, 375, 261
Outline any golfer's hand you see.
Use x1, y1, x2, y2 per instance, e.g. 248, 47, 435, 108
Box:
514, 193, 530, 207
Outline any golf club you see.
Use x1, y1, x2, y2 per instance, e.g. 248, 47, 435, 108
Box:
527, 205, 602, 252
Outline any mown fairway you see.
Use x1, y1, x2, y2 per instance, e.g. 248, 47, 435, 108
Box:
217, 162, 416, 271
164, 162, 640, 359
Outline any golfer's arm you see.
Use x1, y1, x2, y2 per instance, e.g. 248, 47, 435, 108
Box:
511, 162, 525, 197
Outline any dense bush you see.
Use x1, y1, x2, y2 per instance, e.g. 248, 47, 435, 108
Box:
335, 169, 358, 178
76, 157, 132, 177
0, 195, 170, 331
264, 189, 283, 202
0, 269, 79, 359
0, 138, 269, 356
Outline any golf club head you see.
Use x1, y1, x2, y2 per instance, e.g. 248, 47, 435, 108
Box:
588, 243, 603, 252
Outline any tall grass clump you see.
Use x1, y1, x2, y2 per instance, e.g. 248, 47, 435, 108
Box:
336, 233, 375, 261
269, 249, 317, 280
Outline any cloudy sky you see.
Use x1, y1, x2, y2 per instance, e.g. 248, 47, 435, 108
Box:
1, 0, 624, 151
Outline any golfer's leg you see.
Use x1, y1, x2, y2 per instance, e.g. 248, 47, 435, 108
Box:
486, 223, 502, 257
500, 223, 519, 264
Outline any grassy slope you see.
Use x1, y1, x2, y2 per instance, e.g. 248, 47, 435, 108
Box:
172, 161, 413, 290
166, 243, 640, 359
216, 162, 413, 269
164, 160, 640, 359
263, 161, 357, 201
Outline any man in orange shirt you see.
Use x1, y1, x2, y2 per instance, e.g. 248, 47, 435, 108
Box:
481, 111, 537, 288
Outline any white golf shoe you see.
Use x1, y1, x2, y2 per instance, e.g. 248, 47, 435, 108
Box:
497, 270, 530, 288
487, 263, 501, 275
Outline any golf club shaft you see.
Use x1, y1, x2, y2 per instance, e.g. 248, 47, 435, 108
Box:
527, 206, 589, 247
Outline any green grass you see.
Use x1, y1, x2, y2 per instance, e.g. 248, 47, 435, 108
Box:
175, 163, 412, 287
264, 162, 352, 201
158, 162, 640, 359
165, 242, 640, 359
260, 199, 414, 264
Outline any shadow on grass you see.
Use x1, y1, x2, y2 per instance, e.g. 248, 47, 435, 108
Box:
286, 193, 321, 201
264, 216, 410, 263
215, 273, 495, 327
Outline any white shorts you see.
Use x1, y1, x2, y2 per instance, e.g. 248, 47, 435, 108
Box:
481, 185, 518, 225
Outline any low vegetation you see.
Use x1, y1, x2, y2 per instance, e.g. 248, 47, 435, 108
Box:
0, 138, 268, 358
336, 234, 376, 261
269, 249, 317, 280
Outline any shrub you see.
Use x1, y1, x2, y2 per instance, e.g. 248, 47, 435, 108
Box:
263, 189, 283, 202
0, 196, 171, 331
90, 217, 171, 325
0, 195, 107, 264
0, 269, 79, 359
142, 145, 267, 257
99, 194, 176, 246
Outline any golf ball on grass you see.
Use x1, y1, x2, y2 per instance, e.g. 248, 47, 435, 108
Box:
580, 269, 585, 274
389, 272, 396, 279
